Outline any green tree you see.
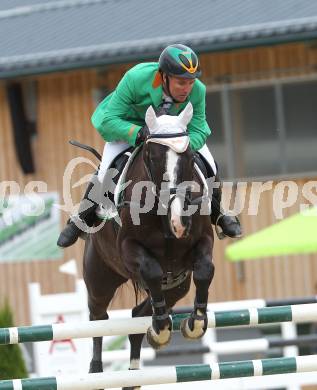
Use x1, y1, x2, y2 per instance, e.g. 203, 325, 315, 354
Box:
0, 301, 28, 379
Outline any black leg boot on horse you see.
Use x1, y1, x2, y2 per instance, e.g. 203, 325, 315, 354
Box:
210, 172, 242, 239
57, 174, 101, 248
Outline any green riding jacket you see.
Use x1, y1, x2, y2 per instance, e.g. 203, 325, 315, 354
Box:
91, 62, 211, 151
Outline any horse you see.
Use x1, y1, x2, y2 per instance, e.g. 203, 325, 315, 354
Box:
83, 102, 215, 390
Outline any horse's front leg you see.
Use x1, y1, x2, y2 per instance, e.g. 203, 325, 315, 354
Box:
121, 239, 172, 349
181, 235, 214, 339
140, 254, 172, 349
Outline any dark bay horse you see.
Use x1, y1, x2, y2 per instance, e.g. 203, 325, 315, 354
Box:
83, 103, 215, 389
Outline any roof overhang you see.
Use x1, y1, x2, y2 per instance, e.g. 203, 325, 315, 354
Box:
1, 17, 317, 79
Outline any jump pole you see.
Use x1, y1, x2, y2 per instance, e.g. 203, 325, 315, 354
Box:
175, 295, 317, 314
1, 303, 317, 345
101, 334, 317, 363
1, 355, 317, 390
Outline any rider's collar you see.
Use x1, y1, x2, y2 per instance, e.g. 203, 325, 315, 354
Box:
152, 71, 163, 89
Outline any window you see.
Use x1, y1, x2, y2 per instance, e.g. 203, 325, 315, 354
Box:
230, 86, 280, 178
283, 81, 317, 173
205, 77, 317, 179
205, 92, 227, 177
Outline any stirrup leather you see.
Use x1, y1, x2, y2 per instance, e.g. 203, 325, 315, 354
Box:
70, 215, 90, 240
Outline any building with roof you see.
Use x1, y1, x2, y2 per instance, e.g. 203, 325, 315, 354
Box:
1, 0, 317, 325
1, 0, 317, 78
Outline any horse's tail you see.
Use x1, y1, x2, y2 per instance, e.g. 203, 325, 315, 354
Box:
132, 280, 145, 306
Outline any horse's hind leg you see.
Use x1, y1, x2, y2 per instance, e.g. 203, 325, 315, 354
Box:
88, 277, 126, 374
123, 276, 193, 390
123, 297, 152, 390
84, 253, 127, 375
89, 310, 108, 373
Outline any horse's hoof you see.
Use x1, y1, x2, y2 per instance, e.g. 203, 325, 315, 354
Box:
180, 317, 207, 340
146, 326, 171, 350
89, 359, 103, 373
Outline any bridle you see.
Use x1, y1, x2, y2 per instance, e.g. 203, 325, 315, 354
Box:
144, 131, 207, 238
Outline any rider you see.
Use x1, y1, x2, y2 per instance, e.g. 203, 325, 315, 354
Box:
57, 44, 242, 248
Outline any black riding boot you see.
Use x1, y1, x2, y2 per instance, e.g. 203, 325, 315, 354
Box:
210, 176, 242, 240
57, 176, 100, 248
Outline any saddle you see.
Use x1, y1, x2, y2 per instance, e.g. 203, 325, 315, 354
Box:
95, 147, 140, 222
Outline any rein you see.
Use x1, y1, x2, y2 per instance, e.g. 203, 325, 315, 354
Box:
146, 131, 189, 139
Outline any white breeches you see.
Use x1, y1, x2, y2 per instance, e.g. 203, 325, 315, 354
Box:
198, 144, 217, 176
97, 141, 217, 183
98, 142, 131, 183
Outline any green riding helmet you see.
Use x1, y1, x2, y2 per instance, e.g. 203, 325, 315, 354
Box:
159, 44, 201, 79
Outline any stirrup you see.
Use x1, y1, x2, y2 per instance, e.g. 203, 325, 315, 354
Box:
214, 213, 241, 240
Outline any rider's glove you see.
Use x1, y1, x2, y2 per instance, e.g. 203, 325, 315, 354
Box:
135, 125, 148, 146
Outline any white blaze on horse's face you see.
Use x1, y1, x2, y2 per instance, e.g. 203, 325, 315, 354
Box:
166, 149, 185, 238
145, 103, 193, 238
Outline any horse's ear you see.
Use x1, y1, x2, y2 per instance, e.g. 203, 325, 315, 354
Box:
178, 102, 193, 127
145, 105, 158, 130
